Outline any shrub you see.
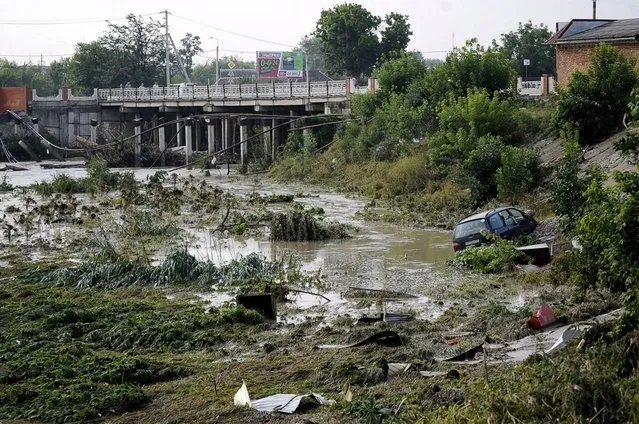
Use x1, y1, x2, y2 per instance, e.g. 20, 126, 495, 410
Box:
438, 89, 524, 144
460, 135, 504, 206
496, 146, 542, 201
377, 52, 427, 95
451, 234, 526, 273
551, 128, 601, 222
552, 43, 638, 144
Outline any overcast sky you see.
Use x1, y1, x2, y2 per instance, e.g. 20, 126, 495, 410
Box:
1, 0, 639, 65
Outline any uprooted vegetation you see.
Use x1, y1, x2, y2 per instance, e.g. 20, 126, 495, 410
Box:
269, 211, 352, 241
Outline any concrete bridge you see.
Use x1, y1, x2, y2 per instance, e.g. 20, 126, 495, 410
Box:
27, 80, 374, 166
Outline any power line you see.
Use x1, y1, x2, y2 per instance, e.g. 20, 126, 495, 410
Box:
170, 12, 295, 48
0, 12, 159, 26
0, 53, 72, 57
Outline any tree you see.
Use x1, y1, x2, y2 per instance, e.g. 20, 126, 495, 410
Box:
99, 14, 166, 86
313, 3, 411, 78
67, 41, 120, 92
500, 21, 555, 78
377, 52, 426, 95
296, 35, 324, 72
380, 13, 412, 61
553, 43, 638, 144
426, 39, 517, 104
179, 33, 203, 74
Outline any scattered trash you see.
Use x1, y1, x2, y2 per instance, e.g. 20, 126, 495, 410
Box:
236, 293, 277, 320
480, 308, 624, 364
251, 393, 328, 413
233, 380, 329, 413
341, 382, 353, 402
233, 380, 251, 407
419, 371, 448, 378
345, 286, 417, 299
387, 362, 417, 376
356, 312, 414, 326
438, 343, 484, 362
443, 331, 475, 339
446, 337, 460, 345
516, 243, 551, 265
527, 303, 556, 330
314, 330, 402, 349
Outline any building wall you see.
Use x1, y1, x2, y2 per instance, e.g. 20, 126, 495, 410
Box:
556, 41, 639, 86
0, 87, 31, 112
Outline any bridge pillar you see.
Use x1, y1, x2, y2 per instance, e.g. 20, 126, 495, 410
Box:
263, 121, 272, 160
215, 120, 222, 151
185, 118, 193, 169
221, 119, 227, 151
272, 118, 281, 159
158, 117, 166, 167
176, 112, 182, 146
240, 122, 248, 167
134, 115, 142, 168
206, 118, 215, 155
195, 119, 202, 151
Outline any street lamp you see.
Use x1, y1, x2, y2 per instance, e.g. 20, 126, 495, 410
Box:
209, 36, 219, 86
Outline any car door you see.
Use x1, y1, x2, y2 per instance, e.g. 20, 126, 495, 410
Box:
507, 208, 536, 236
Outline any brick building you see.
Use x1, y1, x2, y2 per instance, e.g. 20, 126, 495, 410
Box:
547, 18, 639, 85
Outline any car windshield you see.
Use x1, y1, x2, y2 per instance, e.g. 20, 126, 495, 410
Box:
454, 219, 486, 239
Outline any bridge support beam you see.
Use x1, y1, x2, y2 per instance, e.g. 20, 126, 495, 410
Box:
185, 118, 193, 169
240, 122, 248, 168
134, 115, 142, 168
176, 112, 182, 146
263, 122, 272, 160
272, 118, 281, 159
195, 119, 202, 151
206, 118, 216, 155
158, 119, 166, 167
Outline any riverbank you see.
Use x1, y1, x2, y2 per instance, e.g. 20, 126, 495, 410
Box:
0, 162, 633, 423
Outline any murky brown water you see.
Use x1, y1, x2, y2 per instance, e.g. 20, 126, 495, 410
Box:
2, 162, 459, 320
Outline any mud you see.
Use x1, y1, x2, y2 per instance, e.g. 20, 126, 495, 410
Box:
0, 162, 545, 325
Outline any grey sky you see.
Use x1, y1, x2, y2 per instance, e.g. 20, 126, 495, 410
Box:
1, 0, 639, 65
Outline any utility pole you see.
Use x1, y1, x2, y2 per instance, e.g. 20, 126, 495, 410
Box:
165, 10, 170, 87
593, 0, 597, 19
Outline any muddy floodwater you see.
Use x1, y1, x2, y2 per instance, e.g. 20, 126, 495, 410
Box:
2, 163, 467, 321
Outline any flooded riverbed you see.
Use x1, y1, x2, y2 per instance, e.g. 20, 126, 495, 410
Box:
1, 163, 492, 321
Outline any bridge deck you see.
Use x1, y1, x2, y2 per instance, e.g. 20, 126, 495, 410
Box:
96, 81, 349, 103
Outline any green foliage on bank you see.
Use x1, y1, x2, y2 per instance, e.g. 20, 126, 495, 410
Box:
552, 43, 639, 144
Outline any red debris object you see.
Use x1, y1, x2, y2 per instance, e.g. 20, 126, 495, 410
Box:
527, 303, 556, 330
447, 337, 460, 345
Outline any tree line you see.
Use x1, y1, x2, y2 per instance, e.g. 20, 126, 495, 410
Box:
1, 4, 555, 92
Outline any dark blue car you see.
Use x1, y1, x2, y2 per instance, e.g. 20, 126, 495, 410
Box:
452, 206, 537, 252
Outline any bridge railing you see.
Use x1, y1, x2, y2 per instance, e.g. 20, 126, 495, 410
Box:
97, 80, 351, 102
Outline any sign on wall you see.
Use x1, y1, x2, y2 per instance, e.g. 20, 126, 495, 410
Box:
256, 51, 304, 79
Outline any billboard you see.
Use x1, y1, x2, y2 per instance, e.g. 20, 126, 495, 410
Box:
256, 51, 304, 79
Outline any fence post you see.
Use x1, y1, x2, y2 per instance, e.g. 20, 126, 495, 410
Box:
239, 83, 242, 99
326, 81, 329, 97
255, 82, 259, 98
289, 80, 293, 97
272, 81, 275, 98
223, 84, 226, 99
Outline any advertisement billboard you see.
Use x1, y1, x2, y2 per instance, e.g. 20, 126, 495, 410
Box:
256, 51, 304, 79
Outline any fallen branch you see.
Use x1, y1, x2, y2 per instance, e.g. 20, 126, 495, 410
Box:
286, 287, 331, 302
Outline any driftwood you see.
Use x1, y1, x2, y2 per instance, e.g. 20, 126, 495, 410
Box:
0, 164, 28, 171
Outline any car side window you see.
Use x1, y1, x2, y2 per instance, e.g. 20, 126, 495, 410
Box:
508, 208, 525, 224
488, 213, 505, 230
499, 210, 516, 227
